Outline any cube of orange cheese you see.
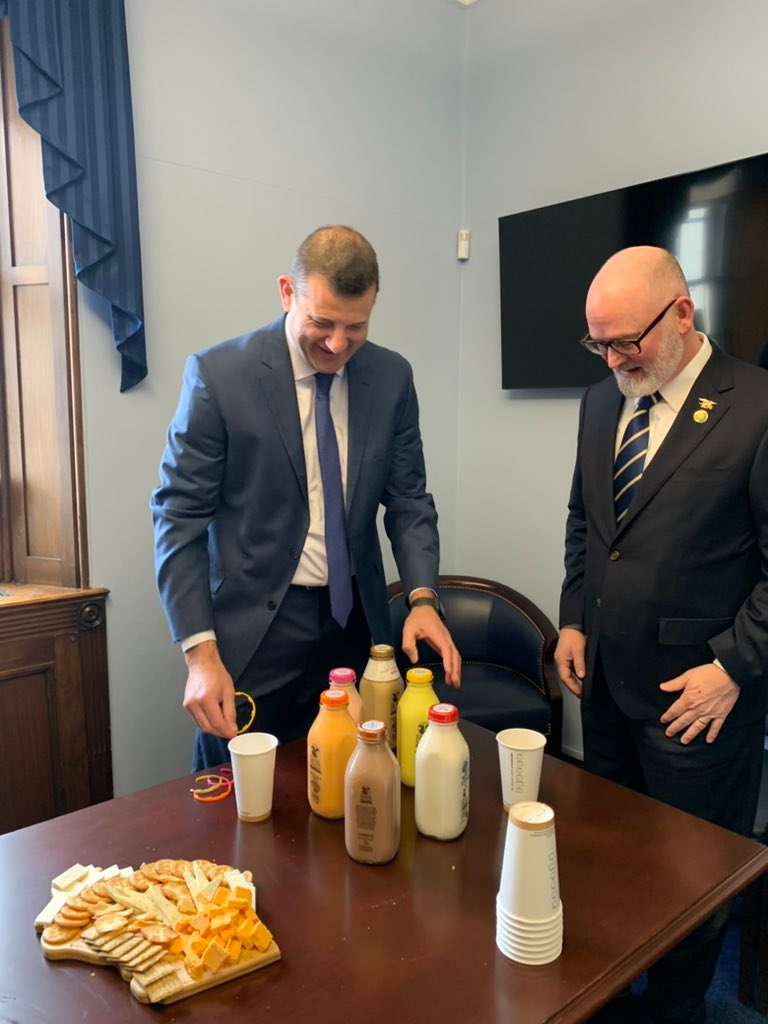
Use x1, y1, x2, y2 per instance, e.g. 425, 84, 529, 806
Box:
184, 949, 204, 981
183, 931, 207, 957
169, 935, 184, 956
252, 920, 273, 953
227, 888, 251, 910
219, 925, 235, 943
212, 887, 229, 907
235, 919, 256, 948
189, 913, 210, 937
210, 910, 233, 933
226, 937, 242, 963
202, 936, 229, 973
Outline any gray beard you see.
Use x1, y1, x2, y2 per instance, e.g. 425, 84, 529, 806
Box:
613, 327, 684, 398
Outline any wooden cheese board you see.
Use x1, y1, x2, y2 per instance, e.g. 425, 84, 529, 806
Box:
36, 858, 281, 1004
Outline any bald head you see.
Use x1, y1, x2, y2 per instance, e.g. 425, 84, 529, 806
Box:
587, 246, 689, 317
585, 246, 701, 395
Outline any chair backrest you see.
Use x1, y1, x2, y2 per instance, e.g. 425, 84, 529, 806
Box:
387, 575, 557, 693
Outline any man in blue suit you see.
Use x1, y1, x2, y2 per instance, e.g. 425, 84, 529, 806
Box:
555, 246, 768, 1024
152, 226, 460, 770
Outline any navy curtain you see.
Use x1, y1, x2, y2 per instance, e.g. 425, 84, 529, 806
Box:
0, 0, 146, 391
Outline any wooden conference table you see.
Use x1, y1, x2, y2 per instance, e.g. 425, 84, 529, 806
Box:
2, 722, 767, 1024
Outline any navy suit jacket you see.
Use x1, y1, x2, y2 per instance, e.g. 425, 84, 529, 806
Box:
559, 344, 768, 723
151, 316, 440, 682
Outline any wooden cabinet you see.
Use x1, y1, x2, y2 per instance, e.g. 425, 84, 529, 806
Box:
0, 585, 112, 833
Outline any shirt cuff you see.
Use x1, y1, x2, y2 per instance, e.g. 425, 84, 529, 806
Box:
180, 630, 217, 652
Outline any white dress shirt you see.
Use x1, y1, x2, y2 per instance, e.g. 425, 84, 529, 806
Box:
614, 334, 712, 462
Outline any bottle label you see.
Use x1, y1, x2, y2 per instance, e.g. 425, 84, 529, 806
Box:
362, 660, 401, 682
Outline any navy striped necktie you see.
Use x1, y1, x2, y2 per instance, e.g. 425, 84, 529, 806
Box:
315, 373, 353, 628
613, 392, 661, 524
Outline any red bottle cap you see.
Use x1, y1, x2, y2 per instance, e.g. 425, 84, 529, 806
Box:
428, 703, 458, 724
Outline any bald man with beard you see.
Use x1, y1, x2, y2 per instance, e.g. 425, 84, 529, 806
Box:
555, 246, 768, 1024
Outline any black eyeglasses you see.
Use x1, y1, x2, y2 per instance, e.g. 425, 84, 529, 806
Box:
579, 298, 679, 356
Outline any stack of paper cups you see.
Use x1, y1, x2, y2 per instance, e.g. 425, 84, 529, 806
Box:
496, 801, 563, 965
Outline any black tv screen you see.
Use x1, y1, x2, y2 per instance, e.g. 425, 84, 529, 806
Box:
499, 152, 768, 389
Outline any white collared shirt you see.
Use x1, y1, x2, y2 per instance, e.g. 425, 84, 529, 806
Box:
614, 334, 713, 463
181, 326, 349, 651
284, 321, 349, 587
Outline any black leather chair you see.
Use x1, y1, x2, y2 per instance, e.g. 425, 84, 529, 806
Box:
387, 574, 563, 755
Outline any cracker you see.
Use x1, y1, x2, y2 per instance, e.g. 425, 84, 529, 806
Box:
42, 923, 81, 945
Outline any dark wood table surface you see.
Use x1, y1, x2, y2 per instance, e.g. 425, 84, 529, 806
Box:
2, 722, 767, 1024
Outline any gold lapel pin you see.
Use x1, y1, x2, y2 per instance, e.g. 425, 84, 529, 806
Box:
693, 396, 717, 423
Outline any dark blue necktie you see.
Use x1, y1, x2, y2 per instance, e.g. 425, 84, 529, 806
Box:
613, 392, 660, 524
315, 373, 353, 628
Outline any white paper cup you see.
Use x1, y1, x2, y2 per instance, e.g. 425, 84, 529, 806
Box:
496, 931, 563, 965
497, 801, 560, 921
227, 732, 278, 822
495, 901, 561, 933
496, 728, 546, 809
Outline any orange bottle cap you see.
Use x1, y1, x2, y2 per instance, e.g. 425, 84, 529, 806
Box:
320, 688, 349, 708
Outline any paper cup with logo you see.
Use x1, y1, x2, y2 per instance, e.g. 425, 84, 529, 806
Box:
227, 732, 278, 822
497, 801, 560, 921
496, 728, 546, 810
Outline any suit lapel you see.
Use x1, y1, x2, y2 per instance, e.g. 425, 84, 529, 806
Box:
255, 318, 308, 501
584, 382, 624, 543
616, 347, 734, 534
345, 349, 373, 513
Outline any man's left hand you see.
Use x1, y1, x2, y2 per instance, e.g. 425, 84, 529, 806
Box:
401, 606, 462, 687
658, 663, 740, 744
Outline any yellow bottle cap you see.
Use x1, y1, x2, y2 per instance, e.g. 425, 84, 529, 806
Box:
406, 667, 433, 685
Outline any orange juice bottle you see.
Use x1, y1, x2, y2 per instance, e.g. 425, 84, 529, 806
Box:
328, 667, 364, 725
307, 688, 358, 818
396, 667, 438, 787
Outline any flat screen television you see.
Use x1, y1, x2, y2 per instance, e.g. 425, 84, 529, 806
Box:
498, 152, 768, 389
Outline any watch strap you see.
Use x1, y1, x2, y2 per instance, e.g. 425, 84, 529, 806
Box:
408, 596, 446, 621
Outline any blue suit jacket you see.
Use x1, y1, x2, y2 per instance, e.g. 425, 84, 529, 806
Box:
151, 316, 440, 682
559, 344, 768, 722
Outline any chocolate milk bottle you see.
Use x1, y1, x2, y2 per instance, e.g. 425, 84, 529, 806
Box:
344, 720, 401, 864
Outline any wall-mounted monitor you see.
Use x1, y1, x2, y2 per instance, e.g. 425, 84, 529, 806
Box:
498, 152, 768, 389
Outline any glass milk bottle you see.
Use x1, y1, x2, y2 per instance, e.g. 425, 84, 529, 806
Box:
307, 688, 357, 819
397, 667, 438, 787
359, 644, 404, 750
344, 720, 401, 864
328, 667, 364, 725
414, 703, 470, 840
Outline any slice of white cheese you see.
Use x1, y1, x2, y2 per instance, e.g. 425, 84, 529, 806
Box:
51, 863, 91, 892
105, 880, 155, 916
147, 884, 183, 927
34, 890, 70, 930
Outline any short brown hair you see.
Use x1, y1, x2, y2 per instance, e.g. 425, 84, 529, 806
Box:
291, 225, 379, 296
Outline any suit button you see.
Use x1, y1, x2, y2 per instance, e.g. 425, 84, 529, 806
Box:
609, 550, 620, 561
289, 547, 300, 560
267, 600, 277, 611
596, 597, 602, 608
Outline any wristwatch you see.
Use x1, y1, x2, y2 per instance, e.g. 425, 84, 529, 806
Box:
407, 595, 446, 621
